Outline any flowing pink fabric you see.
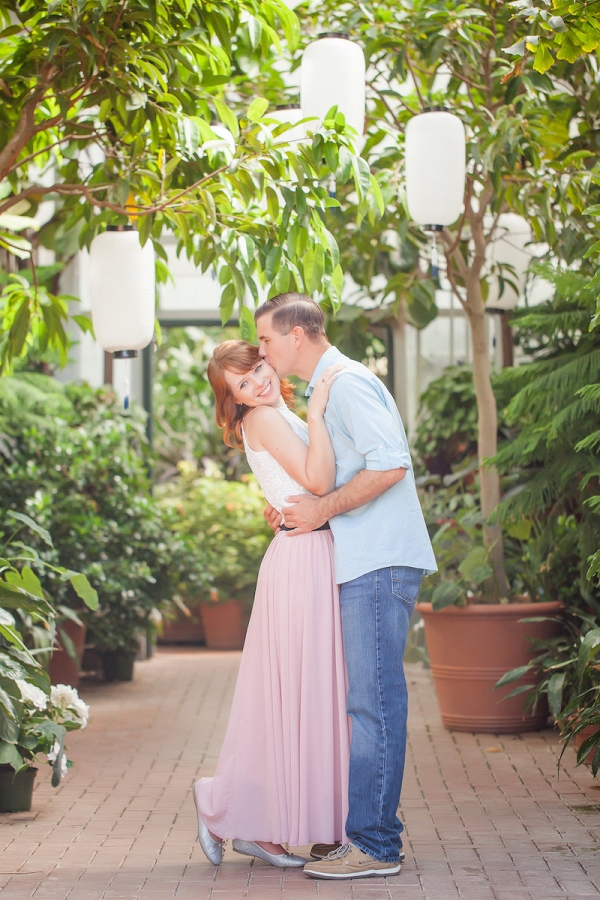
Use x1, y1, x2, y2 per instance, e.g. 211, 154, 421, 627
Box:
196, 529, 350, 845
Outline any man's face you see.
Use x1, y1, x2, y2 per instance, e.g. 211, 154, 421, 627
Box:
256, 312, 297, 378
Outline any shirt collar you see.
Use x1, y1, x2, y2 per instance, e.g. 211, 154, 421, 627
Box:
305, 346, 343, 397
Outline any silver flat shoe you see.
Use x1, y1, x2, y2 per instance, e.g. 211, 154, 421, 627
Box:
193, 780, 224, 865
232, 839, 307, 868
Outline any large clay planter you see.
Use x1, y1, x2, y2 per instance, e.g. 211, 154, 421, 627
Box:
0, 765, 37, 812
416, 601, 563, 733
48, 619, 87, 688
199, 599, 248, 650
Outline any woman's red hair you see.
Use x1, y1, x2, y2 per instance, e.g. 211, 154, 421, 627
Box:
207, 340, 295, 448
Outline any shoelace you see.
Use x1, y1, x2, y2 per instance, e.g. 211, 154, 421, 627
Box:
324, 842, 352, 860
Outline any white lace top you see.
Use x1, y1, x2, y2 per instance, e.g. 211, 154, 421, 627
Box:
242, 405, 311, 524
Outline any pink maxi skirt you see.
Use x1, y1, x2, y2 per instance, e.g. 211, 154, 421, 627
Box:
196, 529, 350, 845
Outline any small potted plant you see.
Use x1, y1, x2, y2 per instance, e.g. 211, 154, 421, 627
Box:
0, 679, 89, 811
498, 603, 600, 773
0, 512, 97, 810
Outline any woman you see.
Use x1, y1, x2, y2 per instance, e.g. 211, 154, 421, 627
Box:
193, 340, 349, 868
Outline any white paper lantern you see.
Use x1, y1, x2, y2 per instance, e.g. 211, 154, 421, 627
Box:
90, 227, 155, 357
405, 110, 466, 229
486, 213, 532, 311
268, 105, 307, 145
300, 33, 365, 142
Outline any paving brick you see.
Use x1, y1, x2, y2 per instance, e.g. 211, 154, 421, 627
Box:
1, 651, 599, 900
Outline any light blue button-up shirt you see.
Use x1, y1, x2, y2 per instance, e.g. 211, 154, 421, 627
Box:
307, 346, 437, 584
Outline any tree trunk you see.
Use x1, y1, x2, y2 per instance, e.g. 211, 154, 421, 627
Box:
465, 282, 509, 599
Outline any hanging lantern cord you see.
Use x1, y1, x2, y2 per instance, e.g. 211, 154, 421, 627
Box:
124, 378, 130, 413
328, 173, 336, 198
430, 232, 439, 279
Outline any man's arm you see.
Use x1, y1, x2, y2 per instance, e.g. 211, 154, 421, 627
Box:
282, 467, 406, 534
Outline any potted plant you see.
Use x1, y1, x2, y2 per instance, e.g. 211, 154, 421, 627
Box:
157, 465, 273, 649
416, 497, 564, 733
498, 604, 600, 774
0, 379, 185, 680
0, 514, 96, 810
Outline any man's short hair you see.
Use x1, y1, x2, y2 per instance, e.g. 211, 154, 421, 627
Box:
254, 292, 326, 340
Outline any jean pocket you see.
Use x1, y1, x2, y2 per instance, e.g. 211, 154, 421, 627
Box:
391, 567, 423, 607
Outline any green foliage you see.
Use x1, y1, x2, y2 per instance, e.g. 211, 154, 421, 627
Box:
417, 485, 493, 609
497, 599, 600, 776
414, 366, 480, 477
0, 519, 93, 783
490, 265, 600, 592
0, 374, 185, 653
0, 0, 375, 372
157, 466, 273, 607
505, 1, 600, 75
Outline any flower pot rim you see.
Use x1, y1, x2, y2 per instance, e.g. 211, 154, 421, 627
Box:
416, 600, 564, 617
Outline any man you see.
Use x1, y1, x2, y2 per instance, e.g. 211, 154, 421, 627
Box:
254, 292, 436, 880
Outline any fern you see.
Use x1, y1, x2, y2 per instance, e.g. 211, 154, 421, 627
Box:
491, 266, 600, 590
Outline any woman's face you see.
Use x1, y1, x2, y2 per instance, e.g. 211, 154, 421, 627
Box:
223, 359, 282, 409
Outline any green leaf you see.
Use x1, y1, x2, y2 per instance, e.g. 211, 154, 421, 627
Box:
7, 511, 53, 546
495, 664, 533, 688
370, 174, 385, 217
220, 283, 236, 325
431, 580, 463, 610
247, 98, 269, 122
351, 155, 371, 199
533, 42, 555, 73
0, 743, 23, 770
547, 671, 566, 720
239, 306, 257, 342
67, 573, 98, 611
214, 100, 239, 139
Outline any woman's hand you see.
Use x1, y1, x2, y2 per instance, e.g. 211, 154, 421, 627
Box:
309, 364, 345, 418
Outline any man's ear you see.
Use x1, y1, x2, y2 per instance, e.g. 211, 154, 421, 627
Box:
291, 325, 305, 347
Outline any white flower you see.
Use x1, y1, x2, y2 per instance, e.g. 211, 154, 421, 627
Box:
16, 679, 48, 710
47, 740, 68, 779
50, 684, 89, 728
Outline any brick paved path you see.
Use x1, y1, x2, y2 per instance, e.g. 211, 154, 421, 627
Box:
1, 648, 598, 900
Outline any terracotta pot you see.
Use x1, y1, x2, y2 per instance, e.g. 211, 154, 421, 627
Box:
158, 597, 205, 645
0, 765, 37, 812
416, 600, 564, 733
199, 599, 248, 650
48, 618, 86, 688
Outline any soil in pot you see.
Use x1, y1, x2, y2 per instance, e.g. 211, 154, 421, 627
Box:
0, 765, 37, 813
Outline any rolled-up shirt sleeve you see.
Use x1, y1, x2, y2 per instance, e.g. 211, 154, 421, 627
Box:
327, 373, 412, 471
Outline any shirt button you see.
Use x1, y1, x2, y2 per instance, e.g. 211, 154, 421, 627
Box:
379, 444, 384, 449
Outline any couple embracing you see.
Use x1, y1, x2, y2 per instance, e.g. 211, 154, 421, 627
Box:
193, 292, 436, 880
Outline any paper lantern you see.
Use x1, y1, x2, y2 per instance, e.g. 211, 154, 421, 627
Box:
300, 33, 365, 142
486, 213, 532, 310
268, 104, 307, 145
90, 227, 155, 358
405, 110, 466, 229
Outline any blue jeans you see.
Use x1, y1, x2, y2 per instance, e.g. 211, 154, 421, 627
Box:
340, 565, 423, 862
